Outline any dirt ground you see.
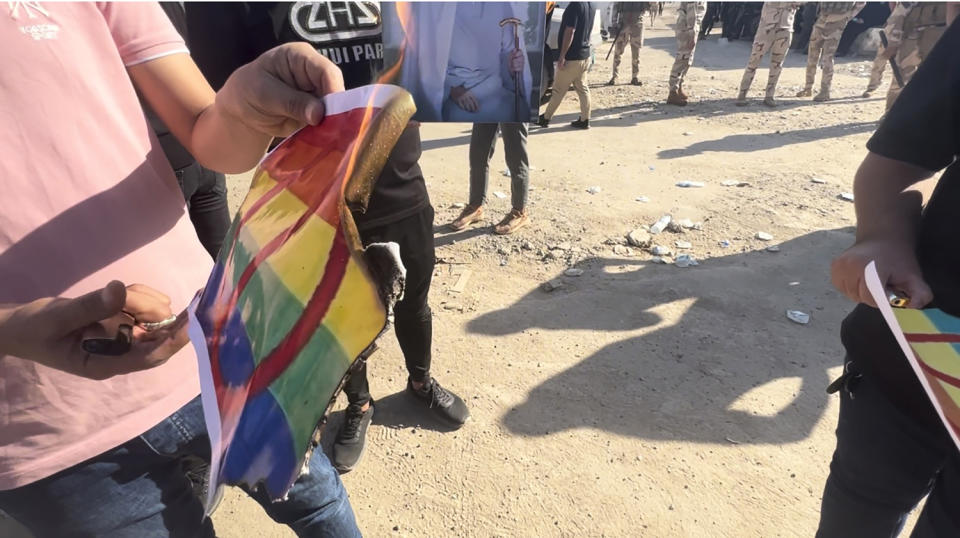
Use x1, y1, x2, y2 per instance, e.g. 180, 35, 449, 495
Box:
0, 6, 924, 538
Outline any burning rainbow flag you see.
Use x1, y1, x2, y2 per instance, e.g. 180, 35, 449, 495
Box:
188, 85, 415, 504
865, 261, 960, 452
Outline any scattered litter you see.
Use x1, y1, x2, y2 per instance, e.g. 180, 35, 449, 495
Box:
651, 245, 672, 256
786, 310, 810, 325
541, 279, 564, 292
811, 177, 828, 184
586, 186, 602, 194
724, 436, 741, 445
788, 281, 800, 286
442, 302, 465, 312
719, 239, 731, 248
648, 165, 656, 171
627, 228, 652, 248
675, 240, 692, 250
501, 169, 511, 177
493, 191, 508, 199
613, 245, 634, 256
635, 195, 650, 203
450, 269, 472, 293
564, 268, 585, 277
451, 202, 466, 209
766, 245, 781, 253
756, 231, 774, 241
649, 215, 672, 234
650, 256, 669, 264
667, 221, 684, 233
721, 180, 749, 187
675, 254, 699, 268
683, 131, 694, 136
676, 181, 705, 188
839, 192, 855, 202
499, 257, 509, 266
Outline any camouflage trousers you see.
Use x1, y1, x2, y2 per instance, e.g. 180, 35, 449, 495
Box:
885, 26, 946, 110
739, 27, 792, 98
865, 41, 897, 93
611, 20, 645, 79
668, 7, 704, 92
803, 18, 849, 93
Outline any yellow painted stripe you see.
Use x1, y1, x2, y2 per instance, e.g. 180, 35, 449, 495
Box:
265, 215, 336, 305
241, 187, 310, 249
911, 342, 960, 380
895, 309, 939, 333
323, 259, 386, 359
239, 170, 280, 214
938, 379, 960, 407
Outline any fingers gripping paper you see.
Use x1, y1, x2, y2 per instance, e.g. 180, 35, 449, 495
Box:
187, 85, 415, 506
864, 261, 960, 452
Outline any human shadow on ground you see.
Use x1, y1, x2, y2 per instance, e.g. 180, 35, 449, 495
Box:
657, 121, 876, 159
468, 227, 855, 445
434, 225, 492, 248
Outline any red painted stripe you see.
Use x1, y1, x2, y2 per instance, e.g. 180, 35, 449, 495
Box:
246, 230, 351, 396
917, 359, 960, 390
905, 333, 960, 343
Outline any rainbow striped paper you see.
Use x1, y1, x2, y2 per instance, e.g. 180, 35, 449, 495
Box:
188, 85, 415, 505
865, 261, 960, 452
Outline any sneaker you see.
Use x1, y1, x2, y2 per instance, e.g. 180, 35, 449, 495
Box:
332, 401, 375, 472
450, 204, 483, 231
814, 91, 830, 102
570, 118, 590, 130
666, 90, 687, 106
796, 88, 812, 98
407, 377, 469, 426
606, 77, 617, 86
537, 114, 550, 128
494, 208, 528, 235
630, 77, 642, 86
762, 96, 778, 108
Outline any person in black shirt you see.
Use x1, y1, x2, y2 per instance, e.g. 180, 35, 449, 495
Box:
538, 2, 595, 130
817, 17, 960, 537
186, 1, 470, 473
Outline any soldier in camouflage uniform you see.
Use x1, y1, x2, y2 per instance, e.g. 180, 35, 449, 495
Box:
607, 2, 650, 86
736, 2, 802, 108
885, 2, 947, 110
797, 2, 866, 102
863, 2, 912, 98
667, 1, 708, 106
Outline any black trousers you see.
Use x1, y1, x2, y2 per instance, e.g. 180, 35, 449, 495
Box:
175, 162, 231, 260
816, 364, 960, 537
344, 205, 435, 405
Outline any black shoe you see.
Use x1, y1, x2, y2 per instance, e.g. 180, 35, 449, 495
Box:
537, 114, 550, 128
407, 377, 469, 426
332, 401, 374, 473
631, 77, 642, 86
570, 118, 590, 130
539, 89, 553, 105
606, 77, 617, 86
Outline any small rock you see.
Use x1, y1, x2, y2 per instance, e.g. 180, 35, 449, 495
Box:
564, 268, 584, 277
501, 169, 511, 177
648, 165, 656, 171
719, 239, 731, 248
522, 241, 534, 250
650, 245, 672, 256
766, 245, 781, 253
675, 254, 698, 268
443, 302, 464, 311
675, 240, 692, 250
839, 192, 855, 202
627, 228, 652, 248
676, 181, 705, 188
756, 232, 774, 241
604, 237, 628, 246
650, 256, 669, 264
635, 195, 650, 203
613, 245, 633, 256
667, 221, 684, 233
721, 180, 749, 187
586, 186, 602, 194
811, 177, 828, 184
493, 191, 508, 199
786, 310, 810, 325
677, 218, 697, 229
451, 202, 466, 209
541, 279, 564, 292
682, 131, 694, 136
500, 257, 509, 266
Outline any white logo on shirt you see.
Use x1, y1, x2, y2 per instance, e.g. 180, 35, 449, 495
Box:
8, 1, 59, 40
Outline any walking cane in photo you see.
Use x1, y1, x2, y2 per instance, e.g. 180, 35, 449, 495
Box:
500, 17, 525, 120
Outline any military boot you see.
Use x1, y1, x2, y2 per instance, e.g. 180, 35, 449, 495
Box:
735, 91, 749, 107
796, 87, 813, 98
677, 83, 687, 99
814, 90, 831, 102
666, 89, 687, 106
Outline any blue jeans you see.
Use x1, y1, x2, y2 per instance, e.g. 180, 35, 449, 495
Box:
0, 397, 360, 537
816, 366, 960, 537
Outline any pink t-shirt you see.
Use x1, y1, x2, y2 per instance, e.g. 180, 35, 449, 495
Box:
0, 2, 214, 488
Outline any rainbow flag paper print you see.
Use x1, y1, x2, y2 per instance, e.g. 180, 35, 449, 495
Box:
187, 85, 415, 506
865, 261, 960, 452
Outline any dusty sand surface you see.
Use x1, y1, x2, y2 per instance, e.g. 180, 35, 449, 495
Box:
1, 7, 925, 538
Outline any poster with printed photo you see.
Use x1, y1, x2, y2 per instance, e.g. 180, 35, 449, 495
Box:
381, 2, 546, 123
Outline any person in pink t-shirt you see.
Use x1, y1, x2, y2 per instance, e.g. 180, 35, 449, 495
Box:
0, 2, 360, 536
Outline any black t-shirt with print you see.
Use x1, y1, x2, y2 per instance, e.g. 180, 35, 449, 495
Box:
186, 1, 428, 230
840, 20, 960, 426
560, 2, 595, 61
